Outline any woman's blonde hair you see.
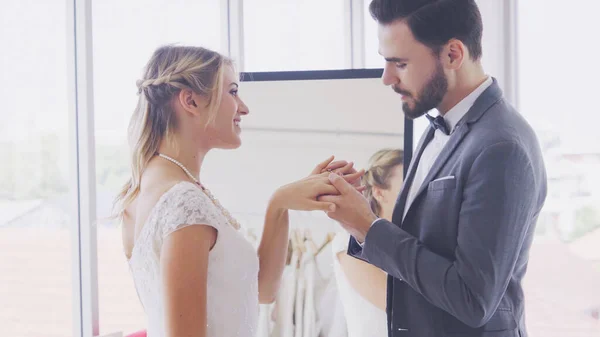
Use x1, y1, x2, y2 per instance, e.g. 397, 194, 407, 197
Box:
362, 149, 404, 217
113, 45, 232, 218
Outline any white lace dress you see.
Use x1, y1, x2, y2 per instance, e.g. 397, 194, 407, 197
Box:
128, 181, 259, 337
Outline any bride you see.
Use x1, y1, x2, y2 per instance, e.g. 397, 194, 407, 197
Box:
113, 45, 363, 337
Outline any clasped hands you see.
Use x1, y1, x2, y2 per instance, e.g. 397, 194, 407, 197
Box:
273, 156, 377, 243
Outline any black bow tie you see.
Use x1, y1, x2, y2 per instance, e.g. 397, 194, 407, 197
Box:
425, 114, 450, 135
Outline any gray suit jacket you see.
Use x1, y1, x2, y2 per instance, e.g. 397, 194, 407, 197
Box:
348, 79, 547, 337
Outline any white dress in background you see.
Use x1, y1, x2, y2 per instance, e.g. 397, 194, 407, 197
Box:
271, 250, 299, 337
312, 242, 347, 337
269, 237, 347, 337
331, 231, 388, 337
127, 181, 259, 337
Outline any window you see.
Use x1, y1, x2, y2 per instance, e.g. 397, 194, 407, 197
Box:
363, 0, 381, 68
0, 1, 73, 336
243, 0, 348, 71
518, 1, 600, 336
91, 0, 224, 335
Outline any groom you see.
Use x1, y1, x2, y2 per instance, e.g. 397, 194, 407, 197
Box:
319, 0, 547, 336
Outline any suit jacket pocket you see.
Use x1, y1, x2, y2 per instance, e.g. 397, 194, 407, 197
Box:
445, 309, 517, 333
484, 309, 517, 331
428, 176, 457, 191
445, 331, 519, 337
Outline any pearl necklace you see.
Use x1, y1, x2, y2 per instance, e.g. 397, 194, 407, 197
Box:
157, 153, 241, 230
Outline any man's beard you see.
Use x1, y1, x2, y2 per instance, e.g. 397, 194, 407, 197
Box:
394, 62, 448, 120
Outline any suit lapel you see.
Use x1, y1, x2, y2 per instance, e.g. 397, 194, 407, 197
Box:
390, 78, 505, 226
406, 79, 505, 211
410, 123, 470, 204
391, 127, 435, 225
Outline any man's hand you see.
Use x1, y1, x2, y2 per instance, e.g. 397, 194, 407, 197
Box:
319, 173, 378, 242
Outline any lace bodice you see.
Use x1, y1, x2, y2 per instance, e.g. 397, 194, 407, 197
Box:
128, 181, 259, 337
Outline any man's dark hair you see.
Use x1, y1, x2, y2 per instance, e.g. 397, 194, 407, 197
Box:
369, 0, 483, 60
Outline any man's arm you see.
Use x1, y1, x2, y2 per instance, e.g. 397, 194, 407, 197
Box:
361, 141, 538, 328
347, 217, 381, 261
347, 235, 366, 260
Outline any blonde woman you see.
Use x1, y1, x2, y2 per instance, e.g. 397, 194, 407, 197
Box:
114, 45, 362, 337
331, 149, 403, 337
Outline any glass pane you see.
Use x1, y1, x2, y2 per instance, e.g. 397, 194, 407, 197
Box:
518, 1, 600, 336
363, 0, 380, 68
0, 1, 73, 336
243, 0, 347, 71
91, 0, 224, 335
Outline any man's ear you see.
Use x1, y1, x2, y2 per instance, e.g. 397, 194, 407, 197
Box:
442, 39, 466, 70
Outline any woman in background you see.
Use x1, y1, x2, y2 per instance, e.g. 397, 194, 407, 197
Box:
331, 149, 404, 337
115, 45, 362, 337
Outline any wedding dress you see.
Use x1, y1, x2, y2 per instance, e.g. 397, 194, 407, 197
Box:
127, 181, 259, 337
331, 231, 387, 337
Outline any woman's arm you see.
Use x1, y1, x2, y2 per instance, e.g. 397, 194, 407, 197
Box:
337, 251, 387, 311
257, 200, 290, 304
160, 224, 217, 337
257, 157, 364, 303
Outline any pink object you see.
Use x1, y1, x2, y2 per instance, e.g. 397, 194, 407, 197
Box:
125, 330, 147, 337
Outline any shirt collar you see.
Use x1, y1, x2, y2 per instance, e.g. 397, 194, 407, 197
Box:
440, 76, 493, 133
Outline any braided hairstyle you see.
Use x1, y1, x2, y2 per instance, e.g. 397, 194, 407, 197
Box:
362, 149, 404, 217
114, 45, 233, 218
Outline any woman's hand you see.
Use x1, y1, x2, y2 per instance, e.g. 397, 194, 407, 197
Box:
269, 156, 367, 213
271, 174, 339, 212
311, 155, 365, 191
310, 155, 350, 176
270, 174, 363, 212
